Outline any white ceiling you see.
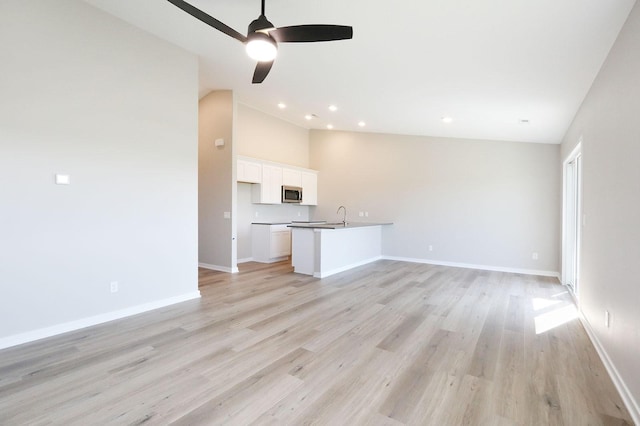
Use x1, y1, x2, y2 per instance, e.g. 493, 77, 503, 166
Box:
85, 0, 635, 144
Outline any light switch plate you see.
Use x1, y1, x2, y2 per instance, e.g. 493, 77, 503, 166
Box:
55, 174, 70, 185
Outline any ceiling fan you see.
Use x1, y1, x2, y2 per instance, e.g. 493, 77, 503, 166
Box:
167, 0, 353, 84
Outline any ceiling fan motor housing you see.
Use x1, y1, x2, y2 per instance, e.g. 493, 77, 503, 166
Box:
248, 15, 275, 34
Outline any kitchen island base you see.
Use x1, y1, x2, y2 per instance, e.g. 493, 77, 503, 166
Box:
290, 224, 386, 278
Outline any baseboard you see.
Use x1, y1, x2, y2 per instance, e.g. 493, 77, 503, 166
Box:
0, 291, 201, 351
578, 311, 640, 425
382, 256, 560, 279
237, 257, 254, 264
252, 256, 290, 264
198, 262, 239, 273
313, 256, 383, 278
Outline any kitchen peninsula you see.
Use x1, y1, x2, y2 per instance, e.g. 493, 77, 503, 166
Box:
288, 222, 392, 278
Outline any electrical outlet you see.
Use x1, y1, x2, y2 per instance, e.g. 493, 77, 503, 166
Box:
428, 245, 433, 251
365, 212, 369, 217
605, 310, 610, 328
110, 281, 119, 293
359, 212, 364, 217
255, 212, 259, 217
532, 252, 539, 260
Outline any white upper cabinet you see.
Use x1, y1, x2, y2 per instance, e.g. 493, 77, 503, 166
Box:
237, 158, 262, 183
238, 156, 318, 205
300, 171, 318, 205
252, 164, 282, 204
282, 168, 302, 187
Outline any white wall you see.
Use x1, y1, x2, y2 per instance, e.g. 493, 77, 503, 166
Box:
561, 2, 640, 419
199, 91, 236, 271
236, 104, 310, 168
0, 0, 199, 346
310, 130, 560, 275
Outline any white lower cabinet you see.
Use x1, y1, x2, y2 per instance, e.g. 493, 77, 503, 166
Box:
270, 228, 291, 258
252, 224, 291, 263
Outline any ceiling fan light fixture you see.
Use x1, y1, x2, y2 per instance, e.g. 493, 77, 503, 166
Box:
167, 0, 353, 83
246, 32, 277, 62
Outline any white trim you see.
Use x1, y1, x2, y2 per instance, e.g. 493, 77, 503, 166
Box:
0, 291, 201, 350
577, 310, 640, 425
313, 256, 383, 278
382, 256, 560, 278
198, 262, 239, 273
564, 138, 583, 165
253, 256, 290, 264
237, 257, 254, 264
561, 139, 582, 290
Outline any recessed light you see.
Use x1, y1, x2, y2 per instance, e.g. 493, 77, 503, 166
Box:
327, 124, 334, 129
328, 105, 338, 112
358, 121, 366, 127
277, 102, 286, 109
305, 114, 317, 121
519, 119, 530, 124
441, 116, 453, 124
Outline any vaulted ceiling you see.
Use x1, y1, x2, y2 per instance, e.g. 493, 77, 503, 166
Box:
85, 0, 636, 143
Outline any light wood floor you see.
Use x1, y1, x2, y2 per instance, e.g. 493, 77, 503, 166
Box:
0, 260, 633, 425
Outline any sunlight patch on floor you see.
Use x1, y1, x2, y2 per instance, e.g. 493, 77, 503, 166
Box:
534, 304, 578, 334
532, 297, 563, 311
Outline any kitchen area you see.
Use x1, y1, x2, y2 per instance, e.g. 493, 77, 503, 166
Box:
236, 155, 316, 264
198, 99, 394, 276
237, 155, 391, 278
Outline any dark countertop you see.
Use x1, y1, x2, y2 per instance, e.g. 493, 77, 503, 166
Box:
287, 222, 393, 230
291, 221, 327, 224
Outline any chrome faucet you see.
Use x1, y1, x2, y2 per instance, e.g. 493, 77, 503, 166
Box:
337, 205, 347, 226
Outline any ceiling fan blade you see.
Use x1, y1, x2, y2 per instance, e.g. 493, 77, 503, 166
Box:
270, 25, 353, 43
167, 0, 247, 43
252, 61, 274, 84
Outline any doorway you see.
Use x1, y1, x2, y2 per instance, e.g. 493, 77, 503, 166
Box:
562, 141, 582, 296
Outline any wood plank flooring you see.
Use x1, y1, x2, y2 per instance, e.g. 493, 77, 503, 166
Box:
0, 260, 633, 425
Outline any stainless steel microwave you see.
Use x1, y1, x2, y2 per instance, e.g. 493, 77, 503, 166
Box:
282, 186, 303, 203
